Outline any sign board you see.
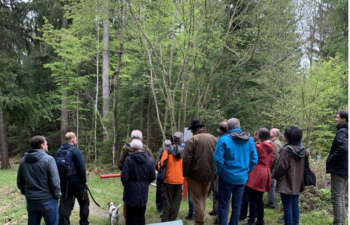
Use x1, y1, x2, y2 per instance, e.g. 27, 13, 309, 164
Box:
183, 128, 193, 142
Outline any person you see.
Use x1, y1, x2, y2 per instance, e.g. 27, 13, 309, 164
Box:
17, 136, 61, 225
184, 187, 195, 220
272, 126, 306, 225
209, 121, 228, 224
158, 132, 185, 222
214, 118, 258, 225
118, 130, 155, 171
121, 139, 156, 225
183, 119, 217, 225
326, 110, 348, 225
155, 140, 172, 213
243, 128, 274, 225
267, 128, 282, 209
57, 132, 89, 225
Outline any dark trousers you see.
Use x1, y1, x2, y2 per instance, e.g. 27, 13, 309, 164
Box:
280, 193, 299, 225
239, 185, 250, 219
125, 204, 146, 225
212, 175, 219, 214
247, 187, 264, 224
188, 186, 194, 215
161, 183, 183, 221
59, 181, 89, 225
156, 177, 164, 211
27, 198, 59, 225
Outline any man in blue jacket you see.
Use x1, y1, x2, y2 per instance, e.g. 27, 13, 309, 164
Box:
17, 135, 61, 225
214, 118, 258, 225
326, 110, 348, 225
58, 132, 89, 225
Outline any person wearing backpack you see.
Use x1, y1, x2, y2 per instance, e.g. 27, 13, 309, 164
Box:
158, 132, 184, 222
17, 135, 61, 225
56, 132, 89, 225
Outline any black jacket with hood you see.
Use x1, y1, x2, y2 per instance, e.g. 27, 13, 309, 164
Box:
17, 149, 61, 200
121, 151, 155, 207
326, 123, 348, 179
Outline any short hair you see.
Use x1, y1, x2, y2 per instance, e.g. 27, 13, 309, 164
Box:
227, 118, 240, 130
257, 128, 270, 142
270, 128, 280, 138
164, 140, 171, 147
30, 136, 46, 149
172, 132, 183, 143
65, 132, 76, 143
219, 121, 228, 133
337, 110, 348, 122
130, 139, 143, 149
131, 130, 142, 140
284, 126, 302, 145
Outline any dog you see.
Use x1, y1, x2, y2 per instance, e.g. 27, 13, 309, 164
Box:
107, 202, 122, 225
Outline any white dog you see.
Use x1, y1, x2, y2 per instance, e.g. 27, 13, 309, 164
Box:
108, 202, 122, 225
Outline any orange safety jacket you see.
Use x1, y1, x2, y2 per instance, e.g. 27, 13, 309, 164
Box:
157, 147, 184, 185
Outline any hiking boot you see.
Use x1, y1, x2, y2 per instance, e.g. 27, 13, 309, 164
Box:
213, 216, 219, 224
184, 214, 194, 220
256, 221, 265, 225
277, 217, 284, 223
208, 210, 216, 216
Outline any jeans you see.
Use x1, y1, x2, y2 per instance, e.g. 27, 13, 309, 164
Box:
267, 170, 276, 208
331, 173, 347, 225
188, 186, 195, 215
218, 177, 245, 225
280, 193, 299, 225
59, 181, 90, 225
239, 186, 250, 219
27, 198, 59, 225
247, 187, 264, 224
125, 204, 146, 225
156, 176, 164, 211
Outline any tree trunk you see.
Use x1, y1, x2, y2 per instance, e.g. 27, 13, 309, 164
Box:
102, 16, 110, 142
61, 16, 68, 144
112, 0, 124, 166
0, 112, 10, 169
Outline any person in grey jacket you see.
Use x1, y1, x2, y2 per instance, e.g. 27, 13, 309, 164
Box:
17, 135, 61, 225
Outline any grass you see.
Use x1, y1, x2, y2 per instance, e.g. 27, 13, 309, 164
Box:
0, 162, 346, 225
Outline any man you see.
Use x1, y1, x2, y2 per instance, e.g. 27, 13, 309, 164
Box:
183, 119, 217, 225
155, 140, 172, 213
17, 136, 61, 225
158, 132, 184, 222
58, 132, 89, 225
209, 121, 228, 224
214, 118, 258, 225
267, 128, 282, 209
118, 130, 155, 171
326, 110, 348, 225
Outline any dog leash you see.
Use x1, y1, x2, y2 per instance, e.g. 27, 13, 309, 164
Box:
85, 186, 102, 208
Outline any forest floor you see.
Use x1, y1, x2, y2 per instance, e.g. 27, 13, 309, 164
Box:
0, 157, 347, 225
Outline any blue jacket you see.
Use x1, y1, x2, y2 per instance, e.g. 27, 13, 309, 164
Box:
214, 128, 258, 185
56, 143, 87, 184
121, 151, 155, 207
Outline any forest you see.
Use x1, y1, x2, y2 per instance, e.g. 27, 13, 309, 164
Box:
0, 0, 348, 168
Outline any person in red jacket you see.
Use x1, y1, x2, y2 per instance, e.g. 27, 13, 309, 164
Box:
243, 128, 274, 225
158, 132, 184, 222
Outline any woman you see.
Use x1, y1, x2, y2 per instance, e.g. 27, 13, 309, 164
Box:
272, 126, 306, 225
244, 128, 274, 225
121, 139, 156, 225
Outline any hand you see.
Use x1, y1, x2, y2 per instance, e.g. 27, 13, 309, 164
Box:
85, 182, 88, 186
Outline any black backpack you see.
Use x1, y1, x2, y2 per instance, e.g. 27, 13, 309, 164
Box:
55, 147, 76, 181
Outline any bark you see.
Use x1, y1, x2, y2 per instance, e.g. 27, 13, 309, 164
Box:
0, 112, 10, 169
61, 16, 68, 144
102, 16, 110, 142
94, 21, 100, 164
112, 0, 124, 166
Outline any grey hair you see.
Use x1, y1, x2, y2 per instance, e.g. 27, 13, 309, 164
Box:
164, 140, 171, 147
131, 130, 142, 140
172, 132, 183, 142
130, 139, 143, 149
227, 118, 240, 130
271, 128, 280, 138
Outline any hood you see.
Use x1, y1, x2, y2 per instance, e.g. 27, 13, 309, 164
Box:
257, 141, 273, 154
60, 143, 76, 150
130, 151, 148, 164
337, 123, 348, 130
285, 145, 306, 158
169, 145, 184, 160
228, 129, 251, 143
24, 149, 46, 163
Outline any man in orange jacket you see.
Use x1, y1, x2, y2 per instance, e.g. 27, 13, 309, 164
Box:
158, 132, 184, 222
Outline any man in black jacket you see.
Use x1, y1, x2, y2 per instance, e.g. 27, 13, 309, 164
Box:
17, 136, 61, 225
326, 110, 348, 225
58, 132, 89, 225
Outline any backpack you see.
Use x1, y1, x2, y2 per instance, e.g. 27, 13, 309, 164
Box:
55, 147, 76, 181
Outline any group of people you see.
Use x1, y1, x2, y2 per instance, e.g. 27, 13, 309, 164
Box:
16, 110, 348, 225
